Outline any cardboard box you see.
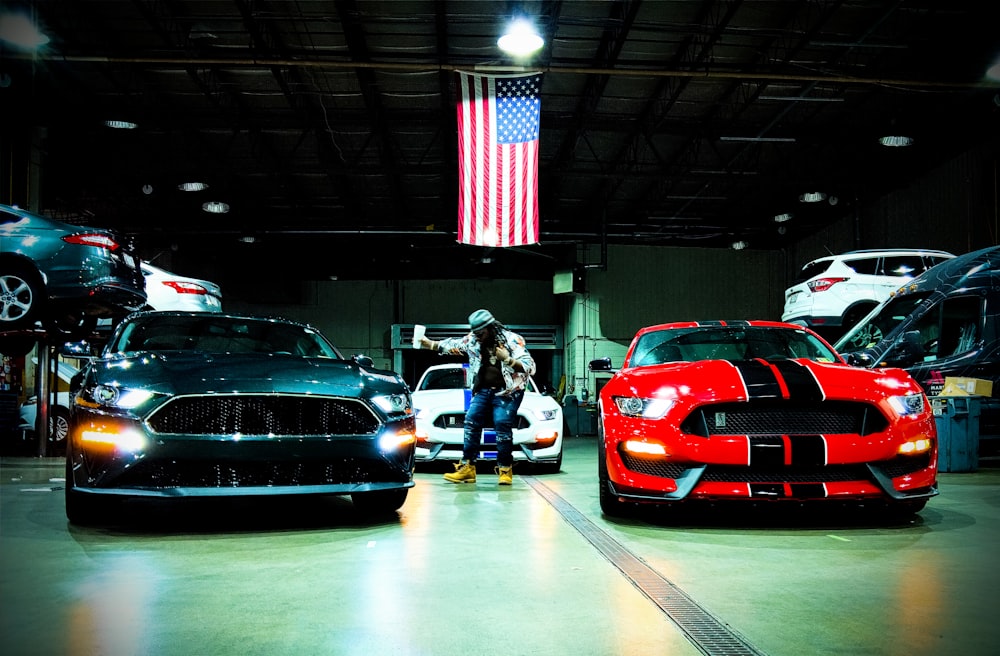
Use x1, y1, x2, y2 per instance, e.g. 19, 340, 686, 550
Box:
940, 377, 994, 397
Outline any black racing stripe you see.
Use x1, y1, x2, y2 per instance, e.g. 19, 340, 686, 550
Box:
732, 360, 782, 399
790, 435, 826, 466
771, 360, 824, 401
789, 483, 826, 499
750, 484, 784, 499
750, 436, 784, 467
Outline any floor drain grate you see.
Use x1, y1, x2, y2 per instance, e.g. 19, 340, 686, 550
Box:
524, 476, 768, 656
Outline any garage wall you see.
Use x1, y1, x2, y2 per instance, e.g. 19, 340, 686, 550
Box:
226, 145, 997, 391
786, 144, 999, 276
225, 277, 566, 371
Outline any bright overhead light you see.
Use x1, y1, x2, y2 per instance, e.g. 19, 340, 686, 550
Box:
731, 240, 748, 250
497, 19, 543, 56
986, 56, 1000, 81
0, 11, 50, 49
799, 192, 827, 203
878, 135, 914, 147
774, 213, 793, 222
719, 136, 795, 143
105, 120, 137, 130
201, 201, 230, 214
178, 182, 209, 192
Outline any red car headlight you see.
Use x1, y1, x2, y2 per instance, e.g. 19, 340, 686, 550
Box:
612, 396, 673, 419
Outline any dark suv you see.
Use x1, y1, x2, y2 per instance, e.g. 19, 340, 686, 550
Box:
1, 204, 146, 352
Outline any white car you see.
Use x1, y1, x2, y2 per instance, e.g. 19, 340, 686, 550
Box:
781, 249, 954, 334
17, 360, 79, 456
142, 261, 223, 312
412, 363, 564, 472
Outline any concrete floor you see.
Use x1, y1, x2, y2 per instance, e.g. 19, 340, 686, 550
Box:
1, 437, 998, 656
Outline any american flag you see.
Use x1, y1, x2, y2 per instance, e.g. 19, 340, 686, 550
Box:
455, 72, 542, 247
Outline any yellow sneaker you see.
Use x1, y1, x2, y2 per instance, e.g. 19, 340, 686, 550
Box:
443, 461, 477, 484
497, 465, 514, 485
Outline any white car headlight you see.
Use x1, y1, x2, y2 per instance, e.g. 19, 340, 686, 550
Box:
532, 408, 559, 421
888, 393, 925, 418
612, 396, 673, 419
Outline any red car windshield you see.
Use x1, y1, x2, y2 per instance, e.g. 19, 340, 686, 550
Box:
629, 326, 838, 367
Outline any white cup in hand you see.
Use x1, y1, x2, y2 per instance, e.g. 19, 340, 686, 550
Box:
412, 324, 426, 348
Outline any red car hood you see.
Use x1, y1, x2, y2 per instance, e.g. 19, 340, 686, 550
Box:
606, 358, 923, 405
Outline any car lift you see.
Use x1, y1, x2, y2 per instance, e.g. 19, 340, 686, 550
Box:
1, 327, 82, 457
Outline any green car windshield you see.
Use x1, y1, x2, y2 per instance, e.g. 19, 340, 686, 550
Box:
629, 326, 838, 367
109, 315, 342, 358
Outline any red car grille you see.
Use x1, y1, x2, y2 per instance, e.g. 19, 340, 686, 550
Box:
680, 400, 888, 437
620, 453, 932, 482
146, 395, 380, 436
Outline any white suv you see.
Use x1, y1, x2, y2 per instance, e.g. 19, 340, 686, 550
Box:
782, 249, 955, 332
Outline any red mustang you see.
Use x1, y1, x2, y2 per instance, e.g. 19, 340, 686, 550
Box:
589, 320, 938, 517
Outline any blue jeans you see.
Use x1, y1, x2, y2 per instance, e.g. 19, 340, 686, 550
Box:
463, 389, 524, 466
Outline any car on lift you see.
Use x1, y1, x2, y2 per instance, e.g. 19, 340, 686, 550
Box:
18, 261, 222, 454
0, 203, 146, 354
141, 261, 223, 312
63, 311, 416, 524
589, 320, 938, 518
411, 362, 564, 472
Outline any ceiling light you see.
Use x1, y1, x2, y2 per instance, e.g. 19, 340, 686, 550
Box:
178, 182, 209, 192
731, 240, 748, 250
497, 19, 543, 56
0, 11, 50, 49
239, 235, 256, 244
878, 135, 914, 147
758, 95, 844, 103
201, 201, 229, 214
799, 192, 827, 203
141, 184, 154, 195
986, 56, 1000, 81
105, 120, 137, 130
719, 136, 795, 143
774, 213, 793, 222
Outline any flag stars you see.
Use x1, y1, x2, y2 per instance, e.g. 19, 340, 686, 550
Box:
496, 75, 541, 144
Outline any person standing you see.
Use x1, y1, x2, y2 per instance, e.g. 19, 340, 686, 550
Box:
418, 309, 536, 485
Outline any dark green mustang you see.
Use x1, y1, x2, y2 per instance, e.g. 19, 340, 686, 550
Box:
63, 311, 415, 524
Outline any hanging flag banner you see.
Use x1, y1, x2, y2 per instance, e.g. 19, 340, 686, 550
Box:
455, 71, 542, 247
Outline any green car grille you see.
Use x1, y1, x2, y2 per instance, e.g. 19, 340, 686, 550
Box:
146, 394, 380, 436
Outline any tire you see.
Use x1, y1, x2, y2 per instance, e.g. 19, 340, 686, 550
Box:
47, 406, 71, 457
841, 303, 877, 333
888, 498, 928, 516
0, 335, 37, 357
598, 438, 627, 517
65, 459, 105, 525
45, 312, 98, 341
0, 262, 45, 332
542, 450, 563, 474
352, 488, 408, 514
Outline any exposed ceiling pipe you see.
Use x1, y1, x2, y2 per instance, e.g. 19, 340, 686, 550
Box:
17, 53, 999, 90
